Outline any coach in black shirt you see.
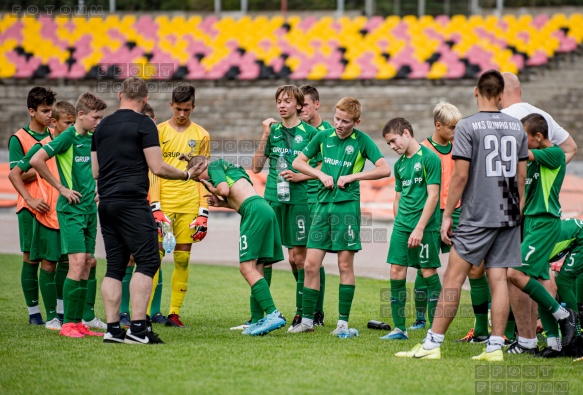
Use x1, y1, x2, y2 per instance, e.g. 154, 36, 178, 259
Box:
91, 77, 198, 345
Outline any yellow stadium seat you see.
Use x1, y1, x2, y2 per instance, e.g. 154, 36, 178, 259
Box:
376, 63, 397, 79
427, 61, 447, 80
307, 63, 327, 80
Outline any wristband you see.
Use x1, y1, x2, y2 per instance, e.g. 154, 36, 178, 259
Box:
151, 202, 161, 212
183, 171, 190, 181
198, 207, 209, 217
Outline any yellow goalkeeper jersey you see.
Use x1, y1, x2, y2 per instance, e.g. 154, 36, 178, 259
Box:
156, 120, 211, 214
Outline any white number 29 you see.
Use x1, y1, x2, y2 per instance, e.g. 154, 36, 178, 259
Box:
484, 135, 517, 178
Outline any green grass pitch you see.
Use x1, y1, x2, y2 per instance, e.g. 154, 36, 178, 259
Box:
0, 254, 580, 395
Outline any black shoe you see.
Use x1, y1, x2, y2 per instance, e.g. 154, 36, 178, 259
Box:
151, 312, 168, 324
291, 314, 302, 327
58, 313, 64, 324
119, 312, 131, 328
577, 303, 583, 329
506, 341, 537, 355
314, 311, 325, 327
536, 346, 564, 358
29, 313, 45, 325
103, 329, 126, 343
558, 308, 578, 347
124, 328, 164, 344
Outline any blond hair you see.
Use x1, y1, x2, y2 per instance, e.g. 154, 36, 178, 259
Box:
433, 101, 463, 126
52, 101, 76, 120
336, 97, 361, 121
76, 92, 107, 115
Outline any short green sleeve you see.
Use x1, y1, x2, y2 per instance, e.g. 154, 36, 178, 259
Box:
207, 161, 228, 187
394, 160, 402, 193
361, 134, 383, 163
8, 135, 25, 170
303, 131, 324, 160
42, 129, 73, 159
16, 143, 42, 173
532, 146, 565, 170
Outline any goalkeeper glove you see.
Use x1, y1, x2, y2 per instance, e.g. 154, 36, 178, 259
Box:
151, 202, 171, 237
190, 207, 209, 242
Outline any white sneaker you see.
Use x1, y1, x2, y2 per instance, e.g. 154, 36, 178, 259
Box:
82, 317, 107, 330
288, 323, 314, 333
330, 323, 348, 336
45, 317, 62, 331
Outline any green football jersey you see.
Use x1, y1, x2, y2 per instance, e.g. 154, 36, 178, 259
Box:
264, 120, 318, 204
524, 145, 565, 218
207, 159, 252, 188
308, 120, 333, 203
393, 145, 442, 232
42, 125, 96, 214
16, 143, 43, 172
8, 125, 51, 169
302, 128, 383, 203
549, 219, 583, 262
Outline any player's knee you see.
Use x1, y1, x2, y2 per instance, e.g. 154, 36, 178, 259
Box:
134, 260, 160, 279
174, 251, 190, 269
105, 263, 126, 281
390, 264, 406, 279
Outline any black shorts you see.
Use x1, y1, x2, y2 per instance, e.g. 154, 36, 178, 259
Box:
98, 199, 160, 280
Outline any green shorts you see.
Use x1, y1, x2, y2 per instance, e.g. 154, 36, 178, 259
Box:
267, 200, 309, 248
58, 211, 97, 255
559, 241, 583, 279
30, 220, 65, 262
307, 201, 361, 252
516, 216, 561, 281
17, 209, 35, 253
387, 228, 441, 269
240, 196, 284, 264
441, 207, 461, 253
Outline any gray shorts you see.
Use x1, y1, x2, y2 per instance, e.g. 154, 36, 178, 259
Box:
451, 223, 522, 268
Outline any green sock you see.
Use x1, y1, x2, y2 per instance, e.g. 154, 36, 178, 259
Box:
120, 266, 134, 314
292, 270, 299, 282
338, 284, 355, 322
251, 278, 276, 315
424, 274, 441, 326
539, 306, 559, 338
39, 269, 57, 320
316, 266, 325, 313
151, 268, 163, 315
21, 262, 40, 308
523, 278, 561, 314
413, 270, 427, 321
504, 310, 516, 341
390, 279, 407, 331
55, 260, 68, 300
469, 276, 490, 337
77, 279, 88, 322
82, 268, 96, 321
250, 293, 263, 323
556, 274, 580, 332
301, 287, 319, 320
296, 269, 304, 315
263, 266, 272, 287
63, 278, 81, 323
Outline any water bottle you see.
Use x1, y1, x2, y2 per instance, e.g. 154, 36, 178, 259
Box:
161, 221, 176, 254
338, 328, 360, 339
276, 153, 290, 202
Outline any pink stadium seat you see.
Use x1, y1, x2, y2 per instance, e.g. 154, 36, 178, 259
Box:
134, 15, 158, 40
296, 16, 317, 33
199, 16, 219, 38
435, 15, 450, 27
185, 58, 206, 79
48, 57, 69, 78
409, 61, 430, 79
533, 14, 549, 29
67, 63, 88, 79
364, 16, 384, 32
526, 50, 548, 66
356, 52, 378, 79
1, 20, 24, 42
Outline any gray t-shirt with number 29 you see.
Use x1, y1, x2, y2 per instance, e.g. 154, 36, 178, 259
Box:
452, 111, 529, 228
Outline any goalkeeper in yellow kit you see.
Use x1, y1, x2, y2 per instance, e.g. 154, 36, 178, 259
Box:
150, 85, 210, 327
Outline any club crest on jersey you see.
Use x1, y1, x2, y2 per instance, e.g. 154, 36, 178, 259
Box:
345, 145, 354, 155
294, 135, 303, 144
414, 162, 422, 172
188, 140, 196, 148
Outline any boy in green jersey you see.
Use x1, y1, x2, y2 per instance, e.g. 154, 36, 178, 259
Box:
382, 117, 442, 340
507, 113, 577, 357
291, 97, 391, 336
189, 156, 287, 336
31, 92, 107, 338
252, 85, 319, 329
8, 87, 56, 326
299, 84, 333, 326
